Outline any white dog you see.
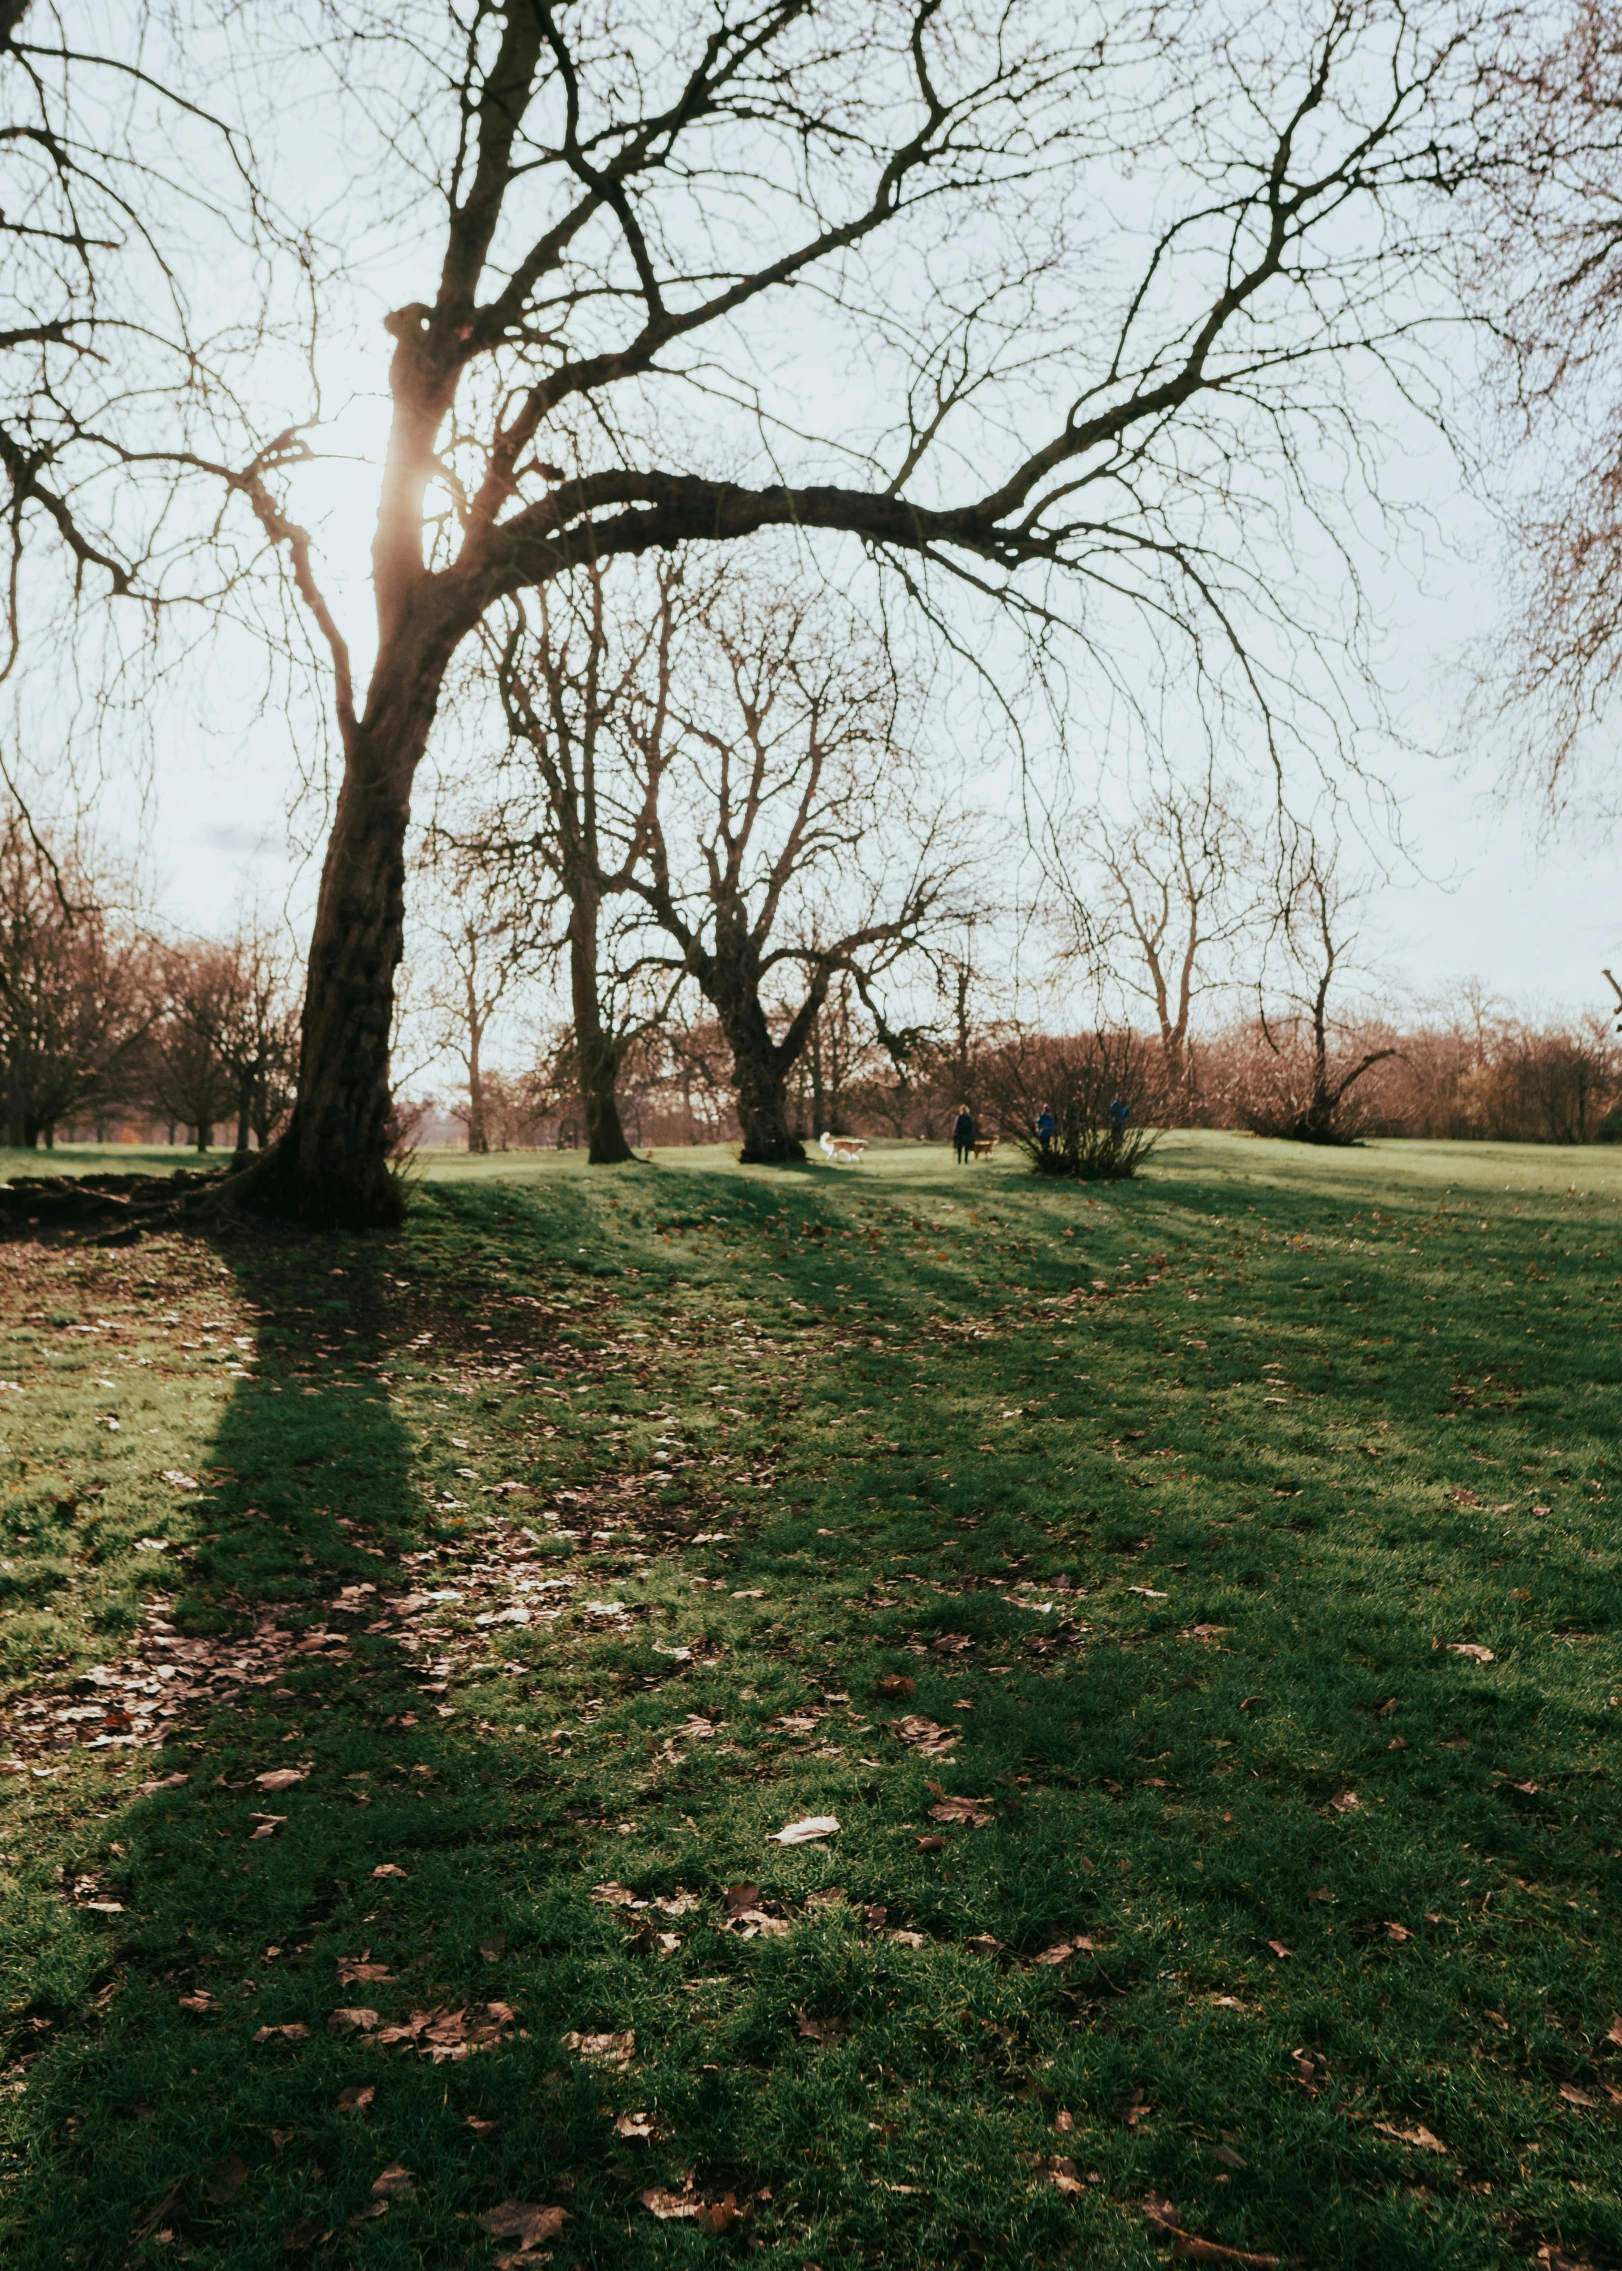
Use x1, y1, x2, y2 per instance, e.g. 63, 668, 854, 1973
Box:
819, 1131, 866, 1166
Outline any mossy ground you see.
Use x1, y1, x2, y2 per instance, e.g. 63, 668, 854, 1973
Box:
0, 1131, 1619, 2269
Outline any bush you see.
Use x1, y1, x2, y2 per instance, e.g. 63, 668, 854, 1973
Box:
979, 1028, 1168, 1180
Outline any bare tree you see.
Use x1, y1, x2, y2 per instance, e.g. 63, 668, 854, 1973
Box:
0, 803, 157, 1147
183, 2, 1538, 1224
1056, 768, 1257, 1098
1239, 835, 1397, 1144
411, 849, 544, 1154
620, 579, 951, 1161
163, 926, 300, 1156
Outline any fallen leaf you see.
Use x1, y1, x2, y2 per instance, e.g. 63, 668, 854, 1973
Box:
928, 1794, 994, 1827
1607, 2015, 1622, 2048
140, 1772, 189, 1794
559, 2028, 634, 2073
249, 1815, 285, 1839
615, 2110, 655, 2140
915, 1834, 947, 1851
641, 2186, 702, 2221
888, 1928, 927, 1948
1558, 2083, 1600, 2109
697, 2192, 740, 2234
371, 1864, 409, 1880
892, 1715, 958, 1757
178, 1991, 215, 2014
203, 2155, 249, 2204
254, 2023, 310, 2043
794, 2007, 843, 2042
1213, 2144, 1247, 2170
337, 1959, 395, 1986
254, 1768, 307, 1793
371, 2163, 415, 2201
337, 2085, 375, 2111
874, 1675, 915, 1697
327, 2007, 379, 2035
477, 2200, 567, 2249
1266, 1941, 1293, 1960
1055, 2109, 1075, 2133
1328, 1790, 1360, 1813
1386, 1921, 1412, 1942
1034, 1938, 1094, 1966
590, 1882, 638, 1908
468, 2115, 501, 2136
1374, 2119, 1447, 2153
1447, 1644, 1495, 1664
965, 1934, 1005, 1956
770, 1814, 839, 1845
1049, 2155, 1084, 2195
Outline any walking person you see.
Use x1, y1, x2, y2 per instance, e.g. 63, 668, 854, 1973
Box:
952, 1104, 975, 1164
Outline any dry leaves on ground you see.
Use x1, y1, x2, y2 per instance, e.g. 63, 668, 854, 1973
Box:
380, 2003, 516, 2061
891, 1715, 958, 1758
770, 1814, 839, 1845
1049, 2156, 1084, 2194
477, 2200, 567, 2257
1033, 1937, 1095, 1966
254, 1767, 307, 1792
560, 2028, 634, 2073
1448, 1644, 1495, 1664
254, 2022, 310, 2043
927, 1794, 993, 1827
874, 1674, 915, 1697
1373, 2120, 1447, 2153
337, 2086, 375, 2111
326, 2007, 379, 2035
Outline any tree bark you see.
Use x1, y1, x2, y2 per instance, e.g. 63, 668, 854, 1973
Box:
568, 886, 633, 1164
233, 640, 453, 1225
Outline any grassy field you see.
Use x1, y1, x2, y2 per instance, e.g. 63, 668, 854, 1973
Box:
0, 1130, 1618, 2270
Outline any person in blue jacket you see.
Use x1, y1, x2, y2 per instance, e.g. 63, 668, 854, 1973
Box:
1035, 1104, 1055, 1153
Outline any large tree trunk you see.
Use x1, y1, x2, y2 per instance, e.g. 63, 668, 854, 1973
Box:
568, 888, 633, 1165
235, 1080, 252, 1156
712, 980, 801, 1163
234, 645, 450, 1226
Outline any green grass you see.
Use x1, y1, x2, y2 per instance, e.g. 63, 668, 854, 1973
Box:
0, 1130, 1619, 2270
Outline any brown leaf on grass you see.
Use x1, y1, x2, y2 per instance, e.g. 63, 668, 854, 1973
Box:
560, 2029, 634, 2073
875, 1674, 915, 1697
1537, 2246, 1605, 2271
254, 2023, 310, 2043
1049, 2156, 1084, 2194
134, 2181, 185, 2237
697, 2193, 740, 2234
371, 2164, 415, 2201
965, 1934, 1005, 1956
915, 1834, 947, 1852
178, 1991, 215, 2014
250, 1815, 286, 1839
794, 2007, 844, 2042
1374, 2120, 1447, 2153
1266, 1941, 1292, 1960
641, 2186, 702, 2221
888, 1929, 927, 1948
723, 1883, 761, 1918
1328, 1790, 1360, 1813
1447, 1644, 1495, 1664
927, 1795, 993, 1828
1385, 1922, 1412, 1943
284, 2216, 330, 2249
615, 2110, 656, 2140
1034, 1937, 1094, 1966
254, 1768, 307, 1793
892, 1715, 958, 1757
140, 1772, 189, 1794
477, 2200, 567, 2249
468, 2115, 501, 2136
337, 1959, 395, 1986
479, 1933, 508, 1961
1607, 2015, 1622, 2048
326, 2007, 379, 2036
1213, 2145, 1247, 2170
337, 2086, 375, 2111
371, 1864, 409, 1880
591, 1882, 638, 1908
1558, 2083, 1601, 2109
770, 1814, 839, 1845
1055, 2108, 1075, 2133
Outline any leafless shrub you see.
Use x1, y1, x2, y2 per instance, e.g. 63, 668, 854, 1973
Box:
978, 1028, 1169, 1181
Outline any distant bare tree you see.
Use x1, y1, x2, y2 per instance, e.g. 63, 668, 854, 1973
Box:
1238, 836, 1397, 1144
0, 804, 157, 1147
164, 927, 300, 1156
1056, 768, 1257, 1097
412, 851, 545, 1154
621, 580, 953, 1161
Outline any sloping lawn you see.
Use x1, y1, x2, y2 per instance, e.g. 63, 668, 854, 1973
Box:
0, 1131, 1618, 2269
